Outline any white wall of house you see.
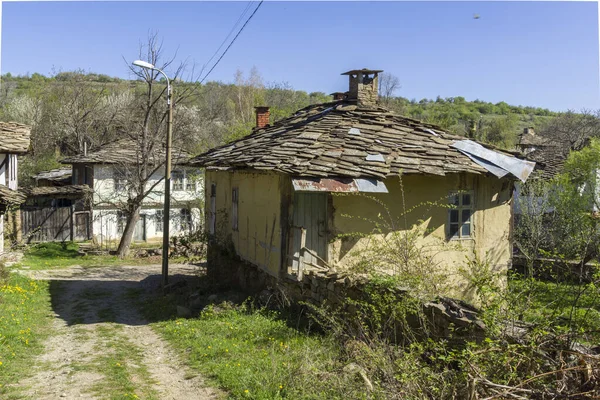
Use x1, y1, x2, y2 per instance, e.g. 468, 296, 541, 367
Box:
0, 153, 5, 250
0, 153, 19, 250
90, 164, 203, 243
92, 207, 203, 243
92, 165, 202, 206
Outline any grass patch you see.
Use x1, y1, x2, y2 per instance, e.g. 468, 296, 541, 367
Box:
508, 275, 600, 340
148, 299, 369, 400
89, 324, 159, 400
0, 270, 54, 398
16, 242, 155, 270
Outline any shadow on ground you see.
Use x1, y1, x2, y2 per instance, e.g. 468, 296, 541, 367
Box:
47, 266, 205, 326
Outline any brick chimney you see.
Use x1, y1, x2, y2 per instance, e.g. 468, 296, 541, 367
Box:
330, 92, 347, 101
255, 106, 270, 129
341, 68, 383, 107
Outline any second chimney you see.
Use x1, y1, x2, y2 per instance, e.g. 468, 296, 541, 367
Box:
255, 106, 270, 129
523, 127, 535, 136
330, 92, 347, 101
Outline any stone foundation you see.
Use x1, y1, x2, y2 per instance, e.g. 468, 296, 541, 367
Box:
207, 243, 486, 340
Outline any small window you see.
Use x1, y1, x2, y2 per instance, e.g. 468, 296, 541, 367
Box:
114, 170, 127, 192
155, 210, 163, 234
232, 187, 239, 231
172, 170, 184, 191
180, 208, 192, 231
448, 191, 473, 239
117, 211, 128, 234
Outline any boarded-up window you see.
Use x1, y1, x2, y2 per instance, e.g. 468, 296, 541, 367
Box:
209, 183, 216, 235
232, 187, 239, 231
448, 191, 473, 239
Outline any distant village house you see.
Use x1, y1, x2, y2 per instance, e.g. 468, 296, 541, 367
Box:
55, 140, 204, 245
0, 122, 30, 250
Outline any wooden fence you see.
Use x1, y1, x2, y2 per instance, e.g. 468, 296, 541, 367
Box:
21, 206, 90, 243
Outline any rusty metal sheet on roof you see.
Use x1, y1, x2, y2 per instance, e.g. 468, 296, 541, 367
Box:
451, 140, 535, 182
292, 178, 388, 193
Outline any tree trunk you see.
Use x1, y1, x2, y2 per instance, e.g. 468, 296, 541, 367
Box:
116, 205, 141, 258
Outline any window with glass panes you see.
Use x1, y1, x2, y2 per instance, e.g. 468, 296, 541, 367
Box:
172, 170, 184, 191
448, 191, 473, 239
155, 210, 163, 234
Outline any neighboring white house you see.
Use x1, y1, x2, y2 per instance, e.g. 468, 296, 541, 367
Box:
0, 122, 30, 250
62, 140, 203, 245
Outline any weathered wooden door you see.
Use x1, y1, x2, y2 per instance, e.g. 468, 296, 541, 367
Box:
291, 193, 327, 274
133, 215, 146, 242
74, 212, 90, 241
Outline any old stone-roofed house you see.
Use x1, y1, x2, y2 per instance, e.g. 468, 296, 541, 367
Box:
33, 167, 73, 187
0, 121, 31, 249
61, 139, 203, 245
191, 68, 535, 301
513, 127, 576, 219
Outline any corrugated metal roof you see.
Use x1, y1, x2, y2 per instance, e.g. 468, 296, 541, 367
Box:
451, 140, 536, 182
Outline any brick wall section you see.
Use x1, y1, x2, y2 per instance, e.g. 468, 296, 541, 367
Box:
207, 243, 486, 341
255, 107, 270, 129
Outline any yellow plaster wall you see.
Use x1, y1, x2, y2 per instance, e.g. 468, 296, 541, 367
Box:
330, 174, 513, 300
206, 170, 283, 277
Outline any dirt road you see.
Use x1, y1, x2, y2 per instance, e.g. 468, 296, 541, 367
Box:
12, 264, 222, 400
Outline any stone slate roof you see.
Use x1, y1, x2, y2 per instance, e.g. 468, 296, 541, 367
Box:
23, 185, 91, 199
61, 139, 192, 166
190, 101, 519, 179
518, 133, 551, 148
0, 185, 27, 206
33, 168, 72, 182
0, 122, 31, 154
525, 147, 567, 180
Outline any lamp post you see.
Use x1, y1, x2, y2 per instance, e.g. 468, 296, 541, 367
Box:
132, 60, 173, 289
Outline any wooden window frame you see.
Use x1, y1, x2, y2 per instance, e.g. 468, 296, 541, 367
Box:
172, 170, 185, 191
447, 190, 474, 240
155, 210, 163, 234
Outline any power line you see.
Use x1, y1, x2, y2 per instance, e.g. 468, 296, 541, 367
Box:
200, 0, 264, 84
203, 2, 254, 70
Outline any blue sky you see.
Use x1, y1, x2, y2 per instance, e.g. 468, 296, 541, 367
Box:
1, 1, 599, 111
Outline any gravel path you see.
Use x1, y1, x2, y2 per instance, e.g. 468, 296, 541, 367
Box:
13, 264, 222, 400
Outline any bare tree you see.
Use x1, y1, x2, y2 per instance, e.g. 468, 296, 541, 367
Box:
378, 72, 401, 105
112, 33, 197, 257
541, 109, 600, 151
233, 66, 265, 125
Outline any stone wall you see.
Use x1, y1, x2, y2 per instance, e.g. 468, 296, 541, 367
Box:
207, 243, 486, 340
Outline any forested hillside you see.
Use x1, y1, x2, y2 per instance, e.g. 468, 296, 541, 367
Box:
0, 70, 559, 186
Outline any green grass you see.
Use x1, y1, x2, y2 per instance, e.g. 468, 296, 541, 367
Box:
17, 242, 155, 270
88, 325, 159, 400
147, 299, 369, 400
0, 271, 54, 398
508, 275, 600, 339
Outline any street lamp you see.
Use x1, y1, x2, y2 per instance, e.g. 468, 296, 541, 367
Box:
132, 59, 173, 289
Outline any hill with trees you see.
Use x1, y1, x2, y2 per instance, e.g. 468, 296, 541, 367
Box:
0, 69, 562, 186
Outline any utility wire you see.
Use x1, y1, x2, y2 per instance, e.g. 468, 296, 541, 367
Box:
203, 2, 254, 69
200, 0, 264, 84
